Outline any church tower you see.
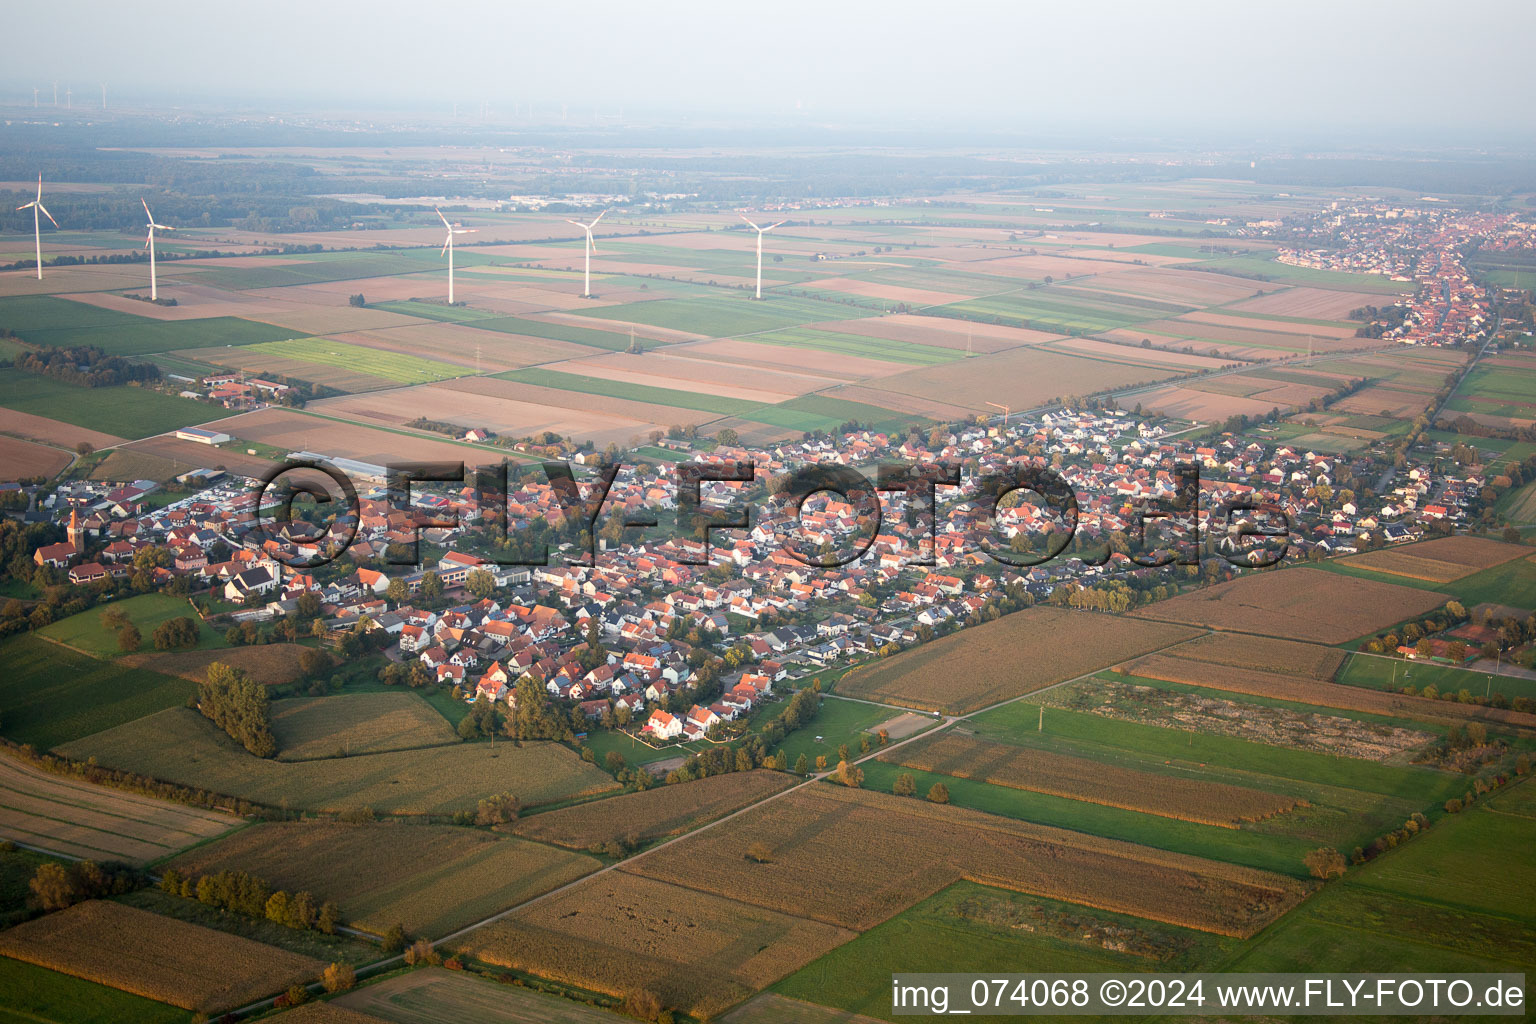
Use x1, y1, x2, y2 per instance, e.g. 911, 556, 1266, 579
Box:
67, 506, 84, 550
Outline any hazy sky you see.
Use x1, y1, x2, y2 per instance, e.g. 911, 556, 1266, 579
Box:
6, 0, 1533, 136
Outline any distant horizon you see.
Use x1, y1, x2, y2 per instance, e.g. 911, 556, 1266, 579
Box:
4, 0, 1535, 142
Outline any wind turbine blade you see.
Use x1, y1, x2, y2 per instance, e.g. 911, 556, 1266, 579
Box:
739, 214, 761, 231
142, 198, 153, 221
38, 204, 58, 227
36, 174, 44, 201
17, 202, 35, 211
441, 233, 451, 256
436, 207, 451, 229
765, 221, 786, 231
591, 209, 608, 226
565, 219, 584, 228
145, 231, 153, 249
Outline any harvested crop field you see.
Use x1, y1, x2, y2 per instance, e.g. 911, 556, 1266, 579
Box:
1339, 535, 1529, 583
270, 692, 459, 761
625, 785, 1308, 936
269, 1003, 391, 1024
0, 435, 70, 478
117, 435, 277, 480
1039, 677, 1434, 761
1156, 633, 1345, 680
167, 820, 598, 937
836, 607, 1200, 713
455, 871, 857, 1020
0, 900, 323, 1014
1125, 655, 1536, 732
814, 314, 1062, 353
881, 731, 1300, 827
58, 707, 619, 815
1132, 385, 1283, 421
201, 406, 509, 468
1228, 287, 1385, 320
513, 770, 795, 850
0, 752, 235, 864
332, 966, 630, 1024
0, 407, 124, 450
319, 381, 664, 449
1129, 567, 1446, 644
120, 643, 312, 685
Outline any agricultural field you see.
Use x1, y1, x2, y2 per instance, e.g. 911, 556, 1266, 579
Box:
0, 294, 295, 356
1337, 652, 1536, 704
454, 870, 857, 1021
0, 899, 323, 1014
880, 731, 1301, 827
835, 607, 1199, 713
58, 707, 619, 815
1129, 566, 1447, 643
0, 956, 189, 1024
1156, 632, 1345, 679
270, 692, 459, 761
513, 770, 796, 850
119, 644, 313, 686
0, 435, 70, 478
1125, 654, 1536, 732
0, 634, 196, 750
625, 784, 1308, 935
0, 751, 236, 863
331, 966, 633, 1024
773, 881, 1241, 1020
167, 821, 598, 937
1337, 535, 1529, 583
1436, 553, 1536, 608
0, 368, 216, 439
39, 593, 223, 658
213, 337, 466, 388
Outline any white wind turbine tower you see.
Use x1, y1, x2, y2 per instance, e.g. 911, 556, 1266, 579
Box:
16, 175, 58, 280
739, 214, 785, 300
565, 210, 608, 298
141, 198, 174, 301
436, 207, 476, 305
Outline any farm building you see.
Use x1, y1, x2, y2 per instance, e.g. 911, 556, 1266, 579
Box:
175, 427, 232, 445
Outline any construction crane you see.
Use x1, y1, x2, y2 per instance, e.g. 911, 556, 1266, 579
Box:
985, 401, 1011, 427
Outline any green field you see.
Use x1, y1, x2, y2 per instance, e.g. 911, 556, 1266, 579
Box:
931, 289, 1176, 333
0, 634, 196, 750
39, 593, 224, 658
495, 367, 889, 433
775, 880, 1239, 1019
270, 691, 461, 760
574, 293, 868, 336
768, 696, 921, 769
184, 248, 506, 290
0, 368, 216, 439
750, 326, 962, 366
0, 294, 295, 357
1194, 255, 1412, 294
0, 956, 189, 1024
57, 707, 618, 814
1337, 652, 1536, 702
241, 337, 463, 384
1437, 553, 1536, 607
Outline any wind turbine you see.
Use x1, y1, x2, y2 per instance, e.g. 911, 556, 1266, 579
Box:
16, 175, 58, 280
142, 199, 173, 301
739, 214, 785, 300
565, 210, 607, 298
436, 207, 476, 305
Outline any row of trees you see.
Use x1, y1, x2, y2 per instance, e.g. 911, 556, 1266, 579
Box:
198, 662, 277, 757
159, 867, 341, 934
9, 343, 160, 388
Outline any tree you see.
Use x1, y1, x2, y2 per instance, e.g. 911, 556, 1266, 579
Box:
322, 962, 356, 993
605, 750, 626, 774
299, 648, 331, 679
475, 791, 520, 826
717, 427, 739, 446
385, 578, 408, 605
381, 923, 408, 955
465, 569, 495, 599
420, 572, 443, 600
317, 900, 342, 935
829, 759, 863, 788
893, 772, 917, 796
1304, 847, 1347, 880
926, 782, 950, 804
793, 753, 809, 775
745, 841, 773, 863
199, 662, 276, 757
117, 623, 142, 652
152, 616, 200, 651
29, 862, 79, 911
